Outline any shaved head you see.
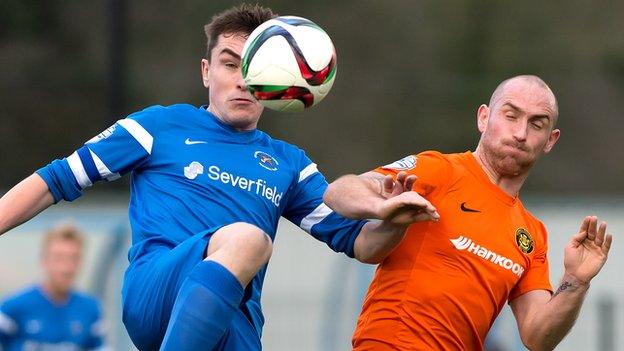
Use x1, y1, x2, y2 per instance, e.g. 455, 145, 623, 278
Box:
474, 74, 561, 181
489, 75, 558, 124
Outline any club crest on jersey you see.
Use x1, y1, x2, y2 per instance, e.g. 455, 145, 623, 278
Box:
86, 124, 117, 144
382, 155, 417, 170
26, 319, 41, 334
184, 161, 204, 180
70, 321, 83, 335
254, 151, 279, 171
515, 228, 534, 254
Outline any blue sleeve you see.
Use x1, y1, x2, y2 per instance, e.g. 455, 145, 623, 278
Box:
0, 299, 20, 345
86, 301, 106, 350
282, 153, 366, 258
36, 106, 163, 203
36, 159, 82, 203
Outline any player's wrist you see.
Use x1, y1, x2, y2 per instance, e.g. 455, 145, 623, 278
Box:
559, 272, 591, 292
374, 197, 402, 220
370, 199, 387, 220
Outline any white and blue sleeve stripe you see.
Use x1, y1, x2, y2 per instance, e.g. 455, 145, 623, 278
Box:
66, 151, 93, 189
298, 163, 318, 183
299, 202, 332, 233
117, 118, 153, 154
67, 146, 124, 189
37, 116, 154, 202
90, 150, 121, 181
284, 160, 366, 257
0, 311, 17, 335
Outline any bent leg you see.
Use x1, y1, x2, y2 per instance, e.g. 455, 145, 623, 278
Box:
215, 309, 262, 351
205, 222, 273, 286
122, 231, 215, 350
160, 222, 272, 351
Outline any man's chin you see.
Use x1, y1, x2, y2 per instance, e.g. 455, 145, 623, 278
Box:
495, 156, 532, 176
229, 106, 262, 119
227, 113, 261, 130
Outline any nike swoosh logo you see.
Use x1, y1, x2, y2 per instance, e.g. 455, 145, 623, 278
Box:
185, 138, 207, 145
460, 202, 481, 213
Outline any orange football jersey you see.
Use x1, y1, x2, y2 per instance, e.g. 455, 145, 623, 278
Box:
352, 151, 552, 351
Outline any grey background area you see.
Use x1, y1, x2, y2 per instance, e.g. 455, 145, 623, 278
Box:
0, 198, 621, 351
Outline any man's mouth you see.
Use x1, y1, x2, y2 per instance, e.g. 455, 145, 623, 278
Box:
232, 97, 253, 103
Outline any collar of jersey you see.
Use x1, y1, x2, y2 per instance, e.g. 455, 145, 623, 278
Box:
463, 151, 518, 206
36, 284, 75, 308
199, 105, 262, 144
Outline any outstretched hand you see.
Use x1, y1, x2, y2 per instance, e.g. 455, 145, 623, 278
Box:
379, 172, 416, 198
564, 216, 613, 284
374, 172, 439, 225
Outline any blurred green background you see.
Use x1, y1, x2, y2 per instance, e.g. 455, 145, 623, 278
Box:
2, 0, 624, 193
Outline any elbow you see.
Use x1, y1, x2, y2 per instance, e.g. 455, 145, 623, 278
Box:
520, 330, 557, 351
523, 342, 553, 351
355, 252, 383, 265
521, 340, 541, 351
353, 233, 380, 264
521, 335, 541, 351
353, 242, 386, 264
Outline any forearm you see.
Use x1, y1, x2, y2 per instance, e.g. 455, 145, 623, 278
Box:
353, 220, 407, 264
323, 174, 384, 219
0, 173, 54, 235
522, 274, 590, 350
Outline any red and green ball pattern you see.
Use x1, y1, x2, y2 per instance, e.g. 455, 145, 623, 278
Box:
242, 17, 337, 108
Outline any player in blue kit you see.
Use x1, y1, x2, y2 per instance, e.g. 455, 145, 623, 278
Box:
0, 224, 107, 351
0, 3, 437, 351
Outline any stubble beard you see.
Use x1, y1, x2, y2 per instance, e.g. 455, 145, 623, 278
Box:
481, 137, 536, 177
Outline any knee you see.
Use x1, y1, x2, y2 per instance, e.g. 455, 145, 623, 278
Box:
208, 222, 273, 265
230, 223, 273, 263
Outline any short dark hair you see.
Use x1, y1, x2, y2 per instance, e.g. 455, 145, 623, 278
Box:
204, 3, 276, 60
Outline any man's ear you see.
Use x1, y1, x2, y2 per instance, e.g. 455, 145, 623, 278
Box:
477, 104, 489, 134
543, 128, 560, 154
201, 59, 210, 88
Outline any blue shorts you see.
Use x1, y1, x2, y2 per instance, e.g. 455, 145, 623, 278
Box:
121, 229, 261, 351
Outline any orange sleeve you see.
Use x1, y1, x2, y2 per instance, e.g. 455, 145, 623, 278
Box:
508, 223, 553, 301
373, 150, 453, 197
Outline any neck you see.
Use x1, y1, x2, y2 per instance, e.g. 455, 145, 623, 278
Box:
473, 146, 528, 197
206, 105, 257, 132
41, 280, 70, 304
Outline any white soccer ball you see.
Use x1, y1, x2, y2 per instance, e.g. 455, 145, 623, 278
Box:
241, 16, 337, 112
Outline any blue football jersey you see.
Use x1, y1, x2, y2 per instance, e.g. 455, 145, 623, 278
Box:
36, 104, 366, 335
0, 286, 106, 351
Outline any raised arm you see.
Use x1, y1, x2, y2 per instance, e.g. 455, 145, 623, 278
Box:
324, 171, 439, 263
0, 173, 54, 235
324, 171, 438, 223
510, 216, 612, 350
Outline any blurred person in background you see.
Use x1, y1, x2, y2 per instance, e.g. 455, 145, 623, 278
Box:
0, 3, 433, 351
0, 223, 107, 351
324, 75, 613, 351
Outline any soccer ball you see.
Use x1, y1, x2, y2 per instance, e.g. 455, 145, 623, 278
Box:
241, 16, 337, 112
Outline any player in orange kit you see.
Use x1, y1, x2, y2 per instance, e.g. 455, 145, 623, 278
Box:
324, 75, 613, 350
